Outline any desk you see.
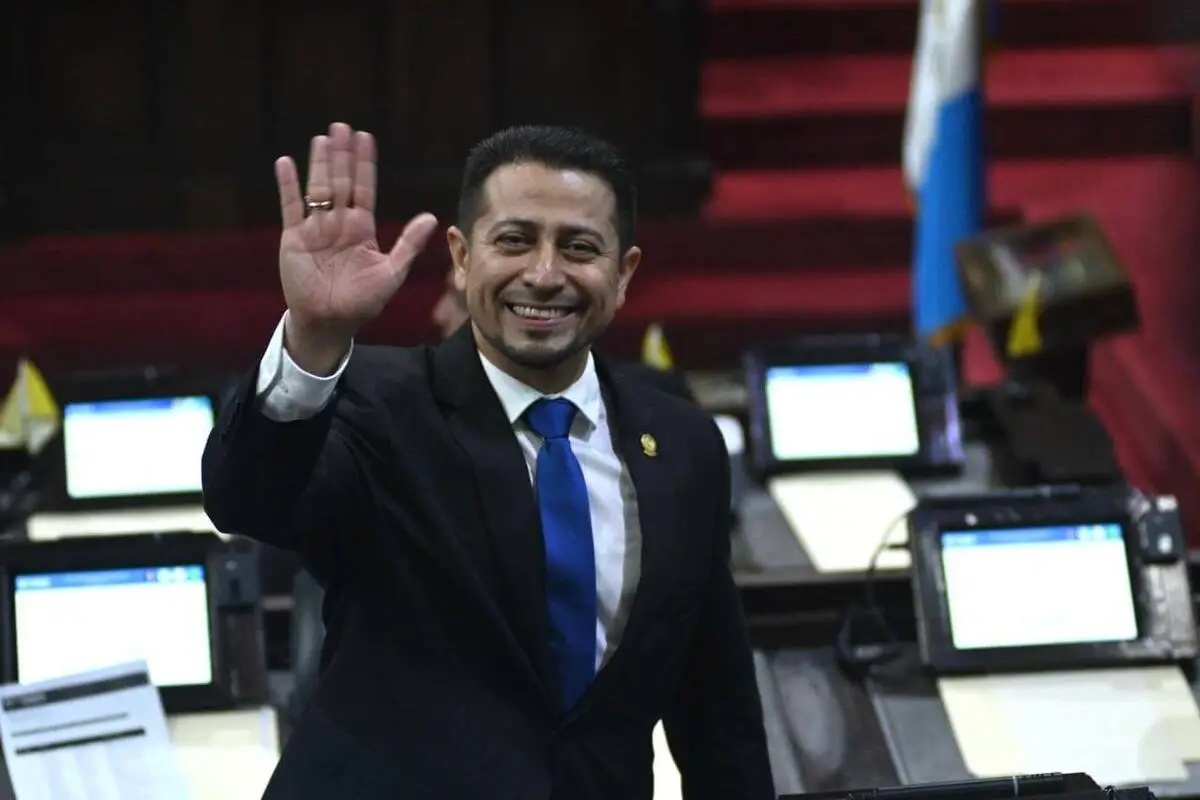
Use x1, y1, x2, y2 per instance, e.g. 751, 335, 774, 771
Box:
760, 646, 1200, 799
733, 442, 998, 574
169, 707, 280, 799
732, 457, 1200, 797
756, 648, 900, 795
870, 655, 1200, 799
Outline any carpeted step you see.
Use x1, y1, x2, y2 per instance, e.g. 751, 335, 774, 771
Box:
705, 47, 1199, 117
1093, 341, 1200, 531
0, 205, 1022, 296
704, 156, 1190, 218
0, 269, 912, 371
703, 47, 1197, 168
707, 103, 1191, 168
707, 0, 1159, 58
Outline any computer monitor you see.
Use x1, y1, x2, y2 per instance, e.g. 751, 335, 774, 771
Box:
744, 336, 963, 477
940, 522, 1139, 651
763, 362, 921, 463
11, 564, 214, 688
61, 396, 214, 503
909, 486, 1199, 673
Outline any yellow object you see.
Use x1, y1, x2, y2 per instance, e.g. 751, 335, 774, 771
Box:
1006, 273, 1044, 358
0, 359, 60, 455
640, 434, 658, 458
640, 324, 675, 371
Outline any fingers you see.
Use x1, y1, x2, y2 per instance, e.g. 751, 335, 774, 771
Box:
328, 122, 353, 208
387, 213, 440, 280
275, 157, 303, 228
352, 131, 377, 213
290, 122, 378, 226
305, 135, 331, 204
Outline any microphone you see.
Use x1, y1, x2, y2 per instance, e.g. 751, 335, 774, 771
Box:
846, 773, 1066, 799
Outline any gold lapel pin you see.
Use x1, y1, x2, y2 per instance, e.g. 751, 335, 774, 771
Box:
640, 433, 658, 458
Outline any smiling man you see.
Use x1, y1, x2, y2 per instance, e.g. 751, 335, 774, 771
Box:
431, 265, 696, 403
202, 123, 772, 800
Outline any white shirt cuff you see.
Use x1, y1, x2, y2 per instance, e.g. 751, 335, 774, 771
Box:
255, 311, 352, 422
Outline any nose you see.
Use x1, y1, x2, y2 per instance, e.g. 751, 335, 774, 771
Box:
521, 242, 566, 291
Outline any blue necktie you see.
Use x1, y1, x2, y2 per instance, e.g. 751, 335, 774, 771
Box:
525, 397, 597, 709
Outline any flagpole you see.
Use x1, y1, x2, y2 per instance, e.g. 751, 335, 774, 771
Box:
906, 0, 988, 384
956, 0, 990, 387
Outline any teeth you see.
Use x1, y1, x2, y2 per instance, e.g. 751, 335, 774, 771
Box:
510, 305, 569, 320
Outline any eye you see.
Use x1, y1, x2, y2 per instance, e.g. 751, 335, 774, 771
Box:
564, 241, 599, 257
495, 232, 528, 247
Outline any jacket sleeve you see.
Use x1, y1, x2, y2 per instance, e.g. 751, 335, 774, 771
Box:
202, 330, 371, 580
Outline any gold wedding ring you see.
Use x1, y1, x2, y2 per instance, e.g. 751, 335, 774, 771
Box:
304, 196, 334, 213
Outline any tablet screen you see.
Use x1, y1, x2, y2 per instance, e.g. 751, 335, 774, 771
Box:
13, 565, 214, 687
940, 523, 1139, 650
764, 362, 921, 462
62, 396, 214, 500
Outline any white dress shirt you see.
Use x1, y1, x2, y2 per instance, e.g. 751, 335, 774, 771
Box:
256, 313, 642, 669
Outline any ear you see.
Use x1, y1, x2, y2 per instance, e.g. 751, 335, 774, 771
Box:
614, 246, 641, 309
446, 226, 469, 292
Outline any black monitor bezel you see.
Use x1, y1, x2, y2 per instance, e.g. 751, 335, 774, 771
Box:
39, 375, 221, 513
744, 339, 927, 477
0, 533, 234, 713
912, 504, 1156, 674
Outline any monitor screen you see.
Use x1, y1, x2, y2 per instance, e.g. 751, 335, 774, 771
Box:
12, 565, 214, 687
764, 362, 921, 462
940, 523, 1139, 650
63, 396, 214, 500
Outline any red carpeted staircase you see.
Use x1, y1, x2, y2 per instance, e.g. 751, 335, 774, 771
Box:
699, 0, 1200, 527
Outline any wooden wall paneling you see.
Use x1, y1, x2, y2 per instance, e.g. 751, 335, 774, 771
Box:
495, 0, 710, 215
175, 0, 268, 229
375, 0, 499, 222
496, 0, 626, 141
634, 0, 711, 213
263, 0, 383, 207
6, 0, 708, 236
1, 0, 35, 241
32, 0, 178, 232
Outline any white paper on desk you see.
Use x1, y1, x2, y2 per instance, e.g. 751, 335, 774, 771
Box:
0, 660, 189, 800
25, 506, 227, 542
939, 666, 1200, 786
767, 471, 915, 572
169, 708, 280, 800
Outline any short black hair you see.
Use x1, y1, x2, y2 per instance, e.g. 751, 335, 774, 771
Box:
456, 125, 637, 252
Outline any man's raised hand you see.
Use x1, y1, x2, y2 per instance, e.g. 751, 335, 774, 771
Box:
275, 122, 438, 373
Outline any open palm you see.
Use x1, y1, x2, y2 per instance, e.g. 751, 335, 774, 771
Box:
276, 123, 438, 336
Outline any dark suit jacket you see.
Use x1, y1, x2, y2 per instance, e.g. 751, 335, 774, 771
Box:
202, 324, 773, 800
621, 361, 696, 404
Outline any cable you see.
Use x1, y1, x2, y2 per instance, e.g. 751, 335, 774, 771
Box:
834, 508, 913, 679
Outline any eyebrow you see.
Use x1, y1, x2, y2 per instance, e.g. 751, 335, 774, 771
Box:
487, 217, 607, 242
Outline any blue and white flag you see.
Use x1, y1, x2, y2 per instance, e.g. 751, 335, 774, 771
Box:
903, 0, 986, 344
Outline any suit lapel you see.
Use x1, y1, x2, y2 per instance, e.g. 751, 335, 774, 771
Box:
572, 358, 678, 714
432, 326, 554, 700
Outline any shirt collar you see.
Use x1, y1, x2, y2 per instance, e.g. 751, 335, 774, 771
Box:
477, 349, 602, 429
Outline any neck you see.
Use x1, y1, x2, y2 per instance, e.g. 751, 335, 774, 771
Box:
473, 327, 588, 395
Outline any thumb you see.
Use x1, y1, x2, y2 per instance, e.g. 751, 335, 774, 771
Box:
387, 213, 440, 279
